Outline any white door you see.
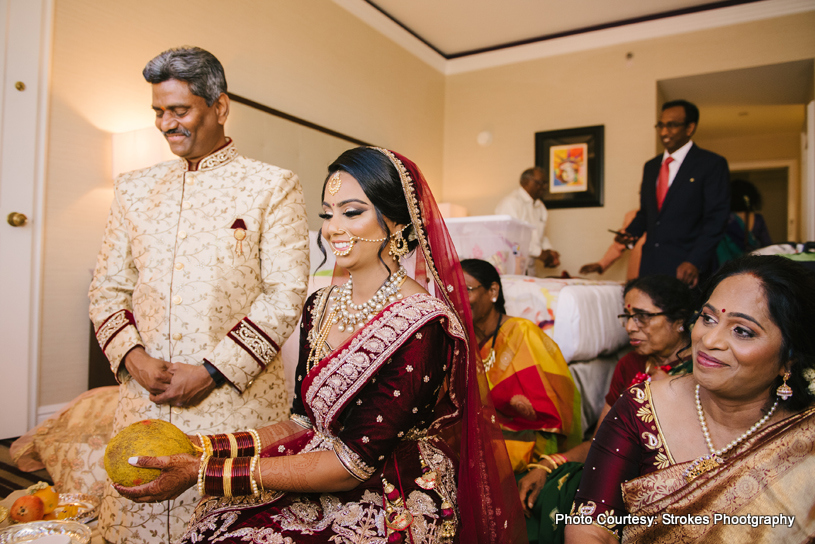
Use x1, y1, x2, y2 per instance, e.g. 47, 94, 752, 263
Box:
0, 0, 52, 438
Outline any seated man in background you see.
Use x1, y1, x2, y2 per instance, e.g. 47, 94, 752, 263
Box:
496, 166, 561, 274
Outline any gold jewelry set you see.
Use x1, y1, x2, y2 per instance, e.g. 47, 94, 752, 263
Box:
196, 429, 264, 497
331, 224, 412, 260
684, 383, 780, 482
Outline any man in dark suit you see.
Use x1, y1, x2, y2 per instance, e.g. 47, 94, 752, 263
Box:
617, 100, 729, 288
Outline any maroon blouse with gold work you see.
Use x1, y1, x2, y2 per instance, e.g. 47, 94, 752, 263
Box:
572, 382, 674, 537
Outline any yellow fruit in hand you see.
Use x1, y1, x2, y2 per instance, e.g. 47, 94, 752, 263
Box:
29, 482, 59, 514
104, 419, 195, 487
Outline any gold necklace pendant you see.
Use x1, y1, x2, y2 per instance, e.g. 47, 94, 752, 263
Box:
684, 455, 722, 483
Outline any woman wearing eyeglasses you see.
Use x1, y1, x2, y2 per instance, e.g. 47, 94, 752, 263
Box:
493, 274, 695, 543
608, 274, 697, 405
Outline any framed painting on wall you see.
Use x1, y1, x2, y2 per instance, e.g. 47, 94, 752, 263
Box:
534, 125, 604, 208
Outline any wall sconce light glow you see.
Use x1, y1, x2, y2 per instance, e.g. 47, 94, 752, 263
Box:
437, 202, 468, 219
476, 131, 493, 147
112, 127, 175, 179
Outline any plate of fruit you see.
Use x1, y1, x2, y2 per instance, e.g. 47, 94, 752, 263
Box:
1, 483, 100, 528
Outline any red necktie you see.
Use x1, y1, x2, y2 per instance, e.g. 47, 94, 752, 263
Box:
656, 156, 674, 210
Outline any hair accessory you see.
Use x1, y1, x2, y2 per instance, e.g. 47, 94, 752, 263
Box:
327, 171, 342, 195
389, 225, 410, 261
802, 368, 815, 397
777, 371, 793, 400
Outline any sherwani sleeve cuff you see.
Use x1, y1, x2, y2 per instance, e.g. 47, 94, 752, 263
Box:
207, 317, 280, 393
94, 310, 142, 378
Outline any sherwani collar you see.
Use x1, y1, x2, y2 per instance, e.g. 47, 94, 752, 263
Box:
183, 138, 239, 172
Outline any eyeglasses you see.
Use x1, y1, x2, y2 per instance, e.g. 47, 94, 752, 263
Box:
654, 121, 687, 130
466, 285, 484, 292
617, 311, 667, 327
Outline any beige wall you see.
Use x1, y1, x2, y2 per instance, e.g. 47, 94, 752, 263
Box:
441, 12, 815, 282
40, 0, 445, 406
39, 3, 815, 407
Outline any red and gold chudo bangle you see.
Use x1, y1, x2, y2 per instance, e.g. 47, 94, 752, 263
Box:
206, 431, 257, 458
203, 457, 257, 497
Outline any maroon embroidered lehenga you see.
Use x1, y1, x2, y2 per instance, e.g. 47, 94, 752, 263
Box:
177, 149, 527, 543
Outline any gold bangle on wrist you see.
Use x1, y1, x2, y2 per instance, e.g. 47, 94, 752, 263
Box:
539, 454, 560, 470
527, 463, 552, 474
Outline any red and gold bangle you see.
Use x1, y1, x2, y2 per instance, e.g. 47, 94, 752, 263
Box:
203, 457, 225, 496
203, 457, 255, 497
207, 432, 257, 458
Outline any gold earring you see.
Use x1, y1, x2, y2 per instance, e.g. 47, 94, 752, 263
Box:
327, 171, 342, 195
388, 227, 409, 261
777, 371, 793, 400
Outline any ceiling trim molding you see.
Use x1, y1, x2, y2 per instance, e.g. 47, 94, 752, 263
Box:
332, 0, 446, 72
333, 0, 815, 75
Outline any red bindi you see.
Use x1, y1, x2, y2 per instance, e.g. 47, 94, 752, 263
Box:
722, 308, 726, 313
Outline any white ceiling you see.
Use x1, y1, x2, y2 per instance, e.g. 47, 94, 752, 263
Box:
359, 0, 732, 57
335, 0, 814, 136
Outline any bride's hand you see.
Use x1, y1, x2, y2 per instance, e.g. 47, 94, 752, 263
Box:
113, 453, 199, 503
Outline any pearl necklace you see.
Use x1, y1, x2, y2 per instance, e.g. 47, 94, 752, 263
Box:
330, 267, 407, 333
684, 384, 778, 482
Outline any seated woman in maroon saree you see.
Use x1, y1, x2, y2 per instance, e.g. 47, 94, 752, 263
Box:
568, 256, 815, 544
116, 147, 527, 544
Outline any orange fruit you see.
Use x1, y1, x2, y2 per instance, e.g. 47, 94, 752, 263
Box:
10, 494, 44, 522
29, 482, 59, 514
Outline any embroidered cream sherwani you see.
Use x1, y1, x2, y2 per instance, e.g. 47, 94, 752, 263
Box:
88, 141, 309, 544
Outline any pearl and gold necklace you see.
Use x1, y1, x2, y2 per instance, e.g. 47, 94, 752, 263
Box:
330, 267, 407, 333
684, 384, 778, 482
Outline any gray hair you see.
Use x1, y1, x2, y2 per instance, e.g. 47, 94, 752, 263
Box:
143, 47, 227, 106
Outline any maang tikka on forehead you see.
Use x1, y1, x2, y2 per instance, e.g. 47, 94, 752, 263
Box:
327, 171, 342, 195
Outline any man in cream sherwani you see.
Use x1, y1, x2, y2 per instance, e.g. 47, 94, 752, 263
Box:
88, 47, 309, 544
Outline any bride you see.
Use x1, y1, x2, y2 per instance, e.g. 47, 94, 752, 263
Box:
116, 147, 527, 543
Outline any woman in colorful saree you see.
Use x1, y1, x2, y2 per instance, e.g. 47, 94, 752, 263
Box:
566, 255, 815, 543
460, 259, 582, 472
460, 258, 582, 544
114, 147, 527, 544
